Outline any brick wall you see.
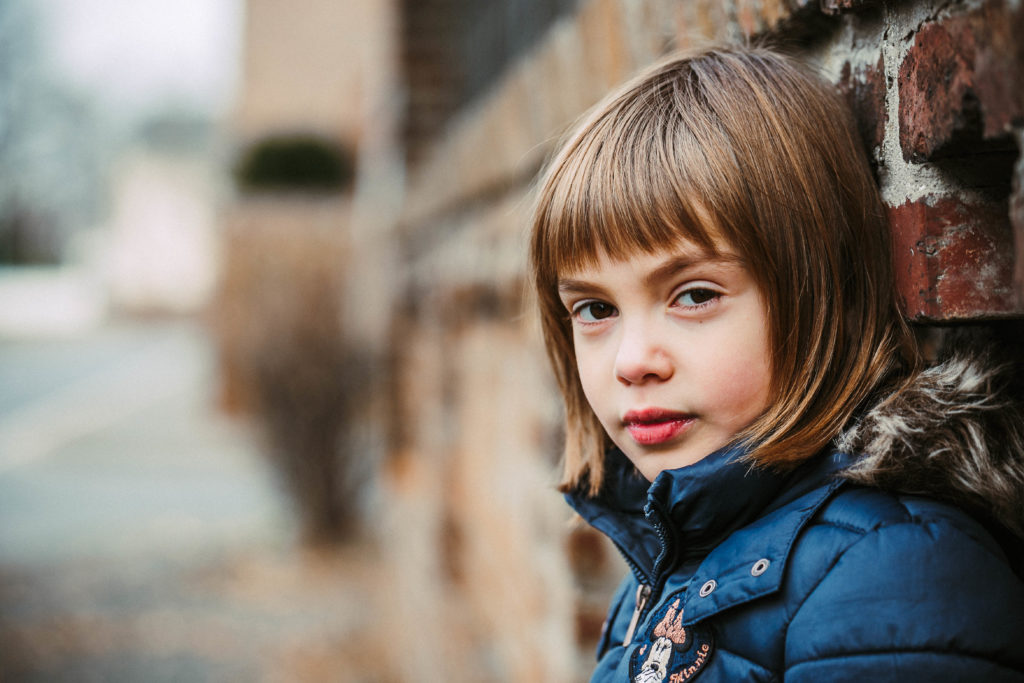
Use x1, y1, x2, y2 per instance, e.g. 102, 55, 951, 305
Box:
398, 0, 578, 166
364, 0, 1024, 679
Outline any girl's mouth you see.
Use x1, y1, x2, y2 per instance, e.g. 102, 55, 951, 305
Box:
622, 409, 695, 445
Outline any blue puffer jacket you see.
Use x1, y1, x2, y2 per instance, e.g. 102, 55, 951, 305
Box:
567, 358, 1024, 682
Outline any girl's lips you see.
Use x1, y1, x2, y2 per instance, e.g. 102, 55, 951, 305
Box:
622, 409, 695, 445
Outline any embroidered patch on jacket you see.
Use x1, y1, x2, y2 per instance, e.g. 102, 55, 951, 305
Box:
628, 598, 713, 683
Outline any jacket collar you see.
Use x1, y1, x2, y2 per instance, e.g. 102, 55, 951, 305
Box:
680, 451, 851, 624
567, 445, 853, 601
839, 352, 1024, 539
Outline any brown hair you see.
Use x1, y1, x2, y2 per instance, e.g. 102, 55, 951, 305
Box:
530, 45, 919, 496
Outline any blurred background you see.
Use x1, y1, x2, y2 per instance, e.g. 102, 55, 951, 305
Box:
0, 1, 626, 680
2, 0, 1022, 681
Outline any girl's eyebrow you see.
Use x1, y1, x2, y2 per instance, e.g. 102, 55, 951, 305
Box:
557, 278, 601, 295
556, 252, 745, 295
642, 253, 743, 288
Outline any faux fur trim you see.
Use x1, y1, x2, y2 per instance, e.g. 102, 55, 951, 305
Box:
838, 354, 1024, 538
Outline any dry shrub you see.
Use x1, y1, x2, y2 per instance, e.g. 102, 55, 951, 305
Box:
213, 200, 368, 545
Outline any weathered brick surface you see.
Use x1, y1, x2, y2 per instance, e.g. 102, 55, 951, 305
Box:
898, 0, 1024, 162
889, 195, 1017, 320
838, 54, 887, 158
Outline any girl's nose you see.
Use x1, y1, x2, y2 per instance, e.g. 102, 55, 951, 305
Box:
614, 322, 673, 385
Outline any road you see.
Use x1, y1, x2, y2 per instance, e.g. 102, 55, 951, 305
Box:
0, 320, 286, 564
0, 319, 387, 682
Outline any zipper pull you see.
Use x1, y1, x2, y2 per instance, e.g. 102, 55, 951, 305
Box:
622, 583, 651, 645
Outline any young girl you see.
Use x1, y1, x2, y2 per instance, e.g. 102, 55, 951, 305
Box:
530, 45, 1024, 681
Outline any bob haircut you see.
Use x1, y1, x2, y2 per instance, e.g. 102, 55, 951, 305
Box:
530, 45, 919, 496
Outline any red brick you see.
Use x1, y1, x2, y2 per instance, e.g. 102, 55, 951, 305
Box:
888, 195, 1019, 320
971, 7, 1024, 139
898, 1, 1024, 162
837, 54, 887, 157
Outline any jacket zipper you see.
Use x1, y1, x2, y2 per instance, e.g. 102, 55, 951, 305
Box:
622, 583, 652, 645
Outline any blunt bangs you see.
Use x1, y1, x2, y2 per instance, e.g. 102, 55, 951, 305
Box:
534, 75, 734, 282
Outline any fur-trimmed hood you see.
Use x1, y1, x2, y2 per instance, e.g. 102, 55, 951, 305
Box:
839, 352, 1024, 538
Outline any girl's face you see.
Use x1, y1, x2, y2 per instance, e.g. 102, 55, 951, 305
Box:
558, 240, 773, 481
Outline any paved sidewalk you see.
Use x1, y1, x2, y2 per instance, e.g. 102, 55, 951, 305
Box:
0, 319, 389, 682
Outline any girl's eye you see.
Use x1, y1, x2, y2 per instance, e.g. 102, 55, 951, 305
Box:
573, 301, 616, 323
674, 288, 720, 308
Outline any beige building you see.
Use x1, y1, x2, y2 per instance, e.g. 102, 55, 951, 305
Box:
233, 0, 382, 144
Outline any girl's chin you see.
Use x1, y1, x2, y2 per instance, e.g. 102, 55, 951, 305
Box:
624, 447, 715, 481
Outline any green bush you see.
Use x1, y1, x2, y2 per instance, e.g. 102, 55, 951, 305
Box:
234, 135, 355, 194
